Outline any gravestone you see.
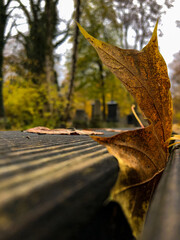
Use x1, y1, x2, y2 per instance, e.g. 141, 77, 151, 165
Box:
107, 101, 119, 122
73, 109, 89, 128
127, 114, 137, 126
92, 100, 101, 120
127, 105, 139, 126
91, 100, 102, 127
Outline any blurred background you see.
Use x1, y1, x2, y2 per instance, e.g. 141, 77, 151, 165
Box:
0, 0, 179, 130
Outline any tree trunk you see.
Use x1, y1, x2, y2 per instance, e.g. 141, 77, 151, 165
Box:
45, 0, 58, 86
65, 0, 81, 122
0, 68, 4, 119
0, 44, 5, 119
0, 2, 6, 122
44, 0, 58, 114
98, 61, 106, 121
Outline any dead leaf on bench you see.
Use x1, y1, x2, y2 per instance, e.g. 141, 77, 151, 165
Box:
103, 128, 125, 133
24, 126, 104, 135
92, 124, 166, 236
74, 129, 104, 135
78, 21, 173, 238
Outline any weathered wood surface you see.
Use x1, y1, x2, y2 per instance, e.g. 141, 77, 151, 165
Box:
0, 131, 119, 240
141, 144, 180, 240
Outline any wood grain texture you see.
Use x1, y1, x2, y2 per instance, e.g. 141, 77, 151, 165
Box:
0, 131, 119, 240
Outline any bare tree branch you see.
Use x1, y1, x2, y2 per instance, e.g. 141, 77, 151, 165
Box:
54, 20, 71, 48
54, 31, 70, 48
16, 0, 32, 24
6, 7, 15, 18
4, 20, 16, 43
54, 0, 60, 5
30, 0, 38, 21
5, 0, 13, 9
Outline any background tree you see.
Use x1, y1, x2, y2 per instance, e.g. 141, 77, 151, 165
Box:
16, 0, 69, 85
64, 0, 81, 122
63, 0, 126, 122
0, 0, 13, 123
169, 19, 180, 123
169, 51, 180, 122
12, 0, 70, 118
2, 0, 71, 129
112, 0, 174, 49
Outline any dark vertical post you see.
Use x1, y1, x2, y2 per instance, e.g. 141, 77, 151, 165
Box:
0, 1, 7, 123
65, 0, 81, 122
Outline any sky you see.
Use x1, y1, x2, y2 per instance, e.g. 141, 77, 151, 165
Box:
58, 0, 180, 69
158, 0, 180, 66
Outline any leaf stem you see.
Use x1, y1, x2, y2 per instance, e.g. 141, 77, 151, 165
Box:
131, 105, 144, 128
166, 135, 180, 148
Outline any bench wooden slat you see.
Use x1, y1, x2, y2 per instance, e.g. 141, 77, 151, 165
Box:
141, 145, 180, 240
0, 131, 119, 240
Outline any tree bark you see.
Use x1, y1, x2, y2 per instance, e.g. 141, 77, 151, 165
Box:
44, 0, 59, 113
0, 46, 5, 119
65, 0, 81, 122
0, 1, 7, 121
98, 61, 106, 121
45, 0, 58, 86
17, 0, 59, 85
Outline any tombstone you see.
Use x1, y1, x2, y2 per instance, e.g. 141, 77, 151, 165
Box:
127, 114, 139, 126
73, 109, 89, 128
127, 105, 139, 126
107, 101, 119, 122
91, 100, 102, 121
90, 100, 102, 127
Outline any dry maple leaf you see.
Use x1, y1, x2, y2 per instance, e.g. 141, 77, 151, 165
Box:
77, 21, 173, 238
77, 21, 173, 149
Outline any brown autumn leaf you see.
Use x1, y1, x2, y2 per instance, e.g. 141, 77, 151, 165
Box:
94, 125, 166, 191
93, 124, 166, 237
77, 21, 173, 149
24, 126, 104, 135
77, 21, 173, 238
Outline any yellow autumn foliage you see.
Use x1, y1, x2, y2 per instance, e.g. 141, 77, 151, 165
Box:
3, 77, 64, 129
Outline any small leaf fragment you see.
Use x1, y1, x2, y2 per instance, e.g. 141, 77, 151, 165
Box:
24, 127, 104, 135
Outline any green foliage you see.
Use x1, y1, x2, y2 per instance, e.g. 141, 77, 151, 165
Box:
169, 51, 180, 123
3, 77, 64, 129
105, 74, 134, 116
63, 0, 133, 120
74, 64, 134, 116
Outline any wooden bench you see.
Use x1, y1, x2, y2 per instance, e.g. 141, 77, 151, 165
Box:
0, 131, 179, 240
0, 131, 122, 240
141, 144, 180, 240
